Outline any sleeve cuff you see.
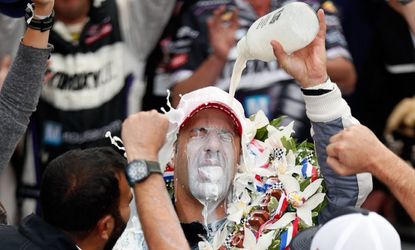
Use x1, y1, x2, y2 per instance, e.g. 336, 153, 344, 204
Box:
302, 82, 352, 122
303, 77, 335, 90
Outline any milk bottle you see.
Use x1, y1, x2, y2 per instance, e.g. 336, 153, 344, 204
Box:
229, 2, 319, 97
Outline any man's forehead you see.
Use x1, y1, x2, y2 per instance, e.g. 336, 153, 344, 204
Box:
182, 109, 237, 131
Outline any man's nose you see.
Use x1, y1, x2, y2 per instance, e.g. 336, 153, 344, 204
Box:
203, 132, 222, 152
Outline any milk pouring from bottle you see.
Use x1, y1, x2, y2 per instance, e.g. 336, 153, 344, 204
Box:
229, 2, 319, 97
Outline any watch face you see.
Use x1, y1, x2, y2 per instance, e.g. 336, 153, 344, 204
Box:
127, 161, 149, 183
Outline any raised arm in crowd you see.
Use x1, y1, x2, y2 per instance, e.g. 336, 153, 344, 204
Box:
0, 0, 54, 171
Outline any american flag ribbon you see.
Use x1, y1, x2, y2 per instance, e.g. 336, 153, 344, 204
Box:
163, 165, 174, 182
248, 139, 265, 156
255, 175, 267, 193
301, 160, 318, 182
279, 217, 299, 250
256, 193, 289, 239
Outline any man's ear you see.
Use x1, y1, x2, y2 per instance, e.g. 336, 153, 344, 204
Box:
96, 215, 114, 240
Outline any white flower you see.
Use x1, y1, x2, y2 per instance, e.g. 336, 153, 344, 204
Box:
212, 224, 229, 250
227, 189, 251, 223
252, 110, 270, 129
269, 149, 296, 177
198, 241, 213, 250
279, 175, 325, 226
233, 172, 256, 196
264, 121, 295, 149
285, 150, 296, 170
197, 223, 230, 250
243, 226, 274, 250
244, 110, 269, 142
267, 212, 297, 230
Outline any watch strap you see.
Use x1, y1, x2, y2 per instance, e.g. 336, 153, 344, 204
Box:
126, 160, 162, 186
146, 160, 162, 174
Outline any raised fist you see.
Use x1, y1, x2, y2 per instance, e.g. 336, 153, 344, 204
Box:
32, 0, 55, 16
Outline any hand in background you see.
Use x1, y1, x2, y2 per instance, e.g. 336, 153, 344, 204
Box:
271, 9, 328, 88
207, 5, 239, 61
32, 0, 55, 16
121, 110, 169, 162
385, 97, 415, 138
326, 124, 388, 176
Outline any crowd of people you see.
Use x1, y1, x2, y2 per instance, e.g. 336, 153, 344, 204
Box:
0, 0, 414, 249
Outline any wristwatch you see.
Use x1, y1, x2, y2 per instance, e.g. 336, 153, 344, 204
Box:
125, 160, 162, 186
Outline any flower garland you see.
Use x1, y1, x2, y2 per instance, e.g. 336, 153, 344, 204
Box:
163, 110, 327, 250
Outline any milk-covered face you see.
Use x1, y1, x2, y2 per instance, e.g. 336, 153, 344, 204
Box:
175, 108, 241, 205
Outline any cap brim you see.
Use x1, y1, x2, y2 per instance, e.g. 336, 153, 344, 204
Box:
290, 225, 322, 250
322, 207, 370, 224
179, 102, 243, 135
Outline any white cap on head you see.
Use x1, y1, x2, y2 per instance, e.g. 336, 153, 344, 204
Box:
174, 86, 246, 135
291, 207, 401, 250
158, 86, 253, 170
311, 212, 401, 250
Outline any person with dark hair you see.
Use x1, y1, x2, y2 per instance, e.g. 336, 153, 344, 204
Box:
19, 0, 175, 218
0, 147, 133, 250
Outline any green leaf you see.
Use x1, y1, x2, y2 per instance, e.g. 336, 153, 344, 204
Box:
297, 218, 311, 231
281, 136, 297, 152
255, 126, 268, 141
268, 238, 281, 250
254, 115, 288, 141
297, 140, 315, 150
286, 204, 296, 212
267, 196, 279, 213
299, 179, 311, 192
269, 116, 287, 128
298, 219, 309, 230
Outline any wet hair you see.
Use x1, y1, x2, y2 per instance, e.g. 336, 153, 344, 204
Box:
40, 147, 127, 238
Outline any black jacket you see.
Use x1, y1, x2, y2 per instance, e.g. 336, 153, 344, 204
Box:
0, 214, 77, 250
